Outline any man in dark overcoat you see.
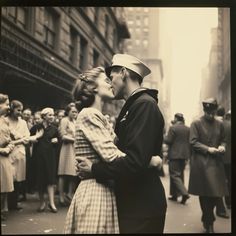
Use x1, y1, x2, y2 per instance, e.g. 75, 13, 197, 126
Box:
77, 54, 167, 233
164, 113, 190, 204
188, 98, 228, 233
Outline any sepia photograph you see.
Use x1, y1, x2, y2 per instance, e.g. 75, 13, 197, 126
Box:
0, 3, 232, 234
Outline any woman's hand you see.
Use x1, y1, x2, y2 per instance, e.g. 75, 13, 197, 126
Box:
35, 129, 44, 139
51, 138, 58, 144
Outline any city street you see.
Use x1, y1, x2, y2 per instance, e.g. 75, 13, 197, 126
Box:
1, 164, 231, 234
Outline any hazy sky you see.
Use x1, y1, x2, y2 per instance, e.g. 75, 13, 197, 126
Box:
160, 8, 218, 125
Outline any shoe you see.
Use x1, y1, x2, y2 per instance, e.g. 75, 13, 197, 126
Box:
17, 195, 26, 202
48, 203, 58, 213
59, 201, 68, 207
65, 195, 72, 202
216, 212, 230, 219
181, 195, 190, 204
205, 224, 214, 233
168, 196, 178, 201
37, 203, 46, 212
1, 214, 6, 221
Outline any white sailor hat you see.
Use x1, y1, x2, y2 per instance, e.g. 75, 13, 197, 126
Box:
105, 54, 151, 78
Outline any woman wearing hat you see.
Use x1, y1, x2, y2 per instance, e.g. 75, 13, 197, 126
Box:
31, 107, 59, 213
188, 98, 228, 233
64, 67, 161, 233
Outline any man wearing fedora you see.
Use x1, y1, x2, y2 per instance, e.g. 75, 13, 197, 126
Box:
188, 98, 228, 233
164, 113, 190, 204
78, 54, 167, 233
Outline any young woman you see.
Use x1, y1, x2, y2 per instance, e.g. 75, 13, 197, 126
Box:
57, 103, 78, 206
31, 108, 59, 213
7, 100, 30, 210
0, 94, 14, 221
64, 67, 161, 233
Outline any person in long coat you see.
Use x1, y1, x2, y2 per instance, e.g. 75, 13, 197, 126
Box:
164, 113, 190, 204
57, 103, 78, 205
188, 98, 228, 233
77, 54, 167, 234
0, 94, 15, 221
7, 100, 30, 210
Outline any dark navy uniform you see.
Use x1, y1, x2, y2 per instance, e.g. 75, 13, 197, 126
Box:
92, 89, 167, 233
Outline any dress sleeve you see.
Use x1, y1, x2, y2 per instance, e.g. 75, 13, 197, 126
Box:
59, 118, 68, 137
79, 111, 125, 162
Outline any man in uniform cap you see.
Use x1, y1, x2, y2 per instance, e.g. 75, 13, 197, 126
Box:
77, 53, 167, 233
188, 97, 228, 233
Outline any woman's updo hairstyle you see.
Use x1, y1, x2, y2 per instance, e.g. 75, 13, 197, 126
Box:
72, 67, 105, 111
0, 93, 8, 104
9, 100, 23, 115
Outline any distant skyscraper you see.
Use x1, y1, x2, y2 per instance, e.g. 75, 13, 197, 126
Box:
124, 7, 171, 124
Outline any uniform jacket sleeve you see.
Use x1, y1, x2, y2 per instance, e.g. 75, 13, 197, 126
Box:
92, 100, 163, 181
189, 121, 209, 155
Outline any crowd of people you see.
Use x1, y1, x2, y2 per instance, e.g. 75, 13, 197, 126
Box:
0, 98, 85, 217
0, 53, 231, 234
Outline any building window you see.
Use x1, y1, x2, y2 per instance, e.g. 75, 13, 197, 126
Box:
135, 28, 140, 35
43, 8, 58, 49
94, 8, 99, 26
69, 27, 77, 65
113, 28, 117, 49
136, 16, 141, 26
143, 28, 149, 33
79, 36, 88, 70
143, 39, 148, 48
105, 15, 109, 39
136, 39, 140, 46
144, 17, 149, 26
128, 20, 134, 25
93, 49, 99, 67
7, 7, 29, 30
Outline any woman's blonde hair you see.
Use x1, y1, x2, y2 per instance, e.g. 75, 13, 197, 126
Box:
72, 67, 105, 111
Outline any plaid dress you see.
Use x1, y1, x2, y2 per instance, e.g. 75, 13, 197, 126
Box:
64, 108, 125, 234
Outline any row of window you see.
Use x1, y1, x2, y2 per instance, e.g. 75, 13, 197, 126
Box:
128, 16, 149, 26
2, 7, 115, 70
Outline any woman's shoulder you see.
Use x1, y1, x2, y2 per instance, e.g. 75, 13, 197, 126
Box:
78, 108, 104, 120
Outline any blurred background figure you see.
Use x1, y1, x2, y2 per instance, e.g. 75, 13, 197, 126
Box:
214, 106, 230, 219
31, 108, 59, 213
0, 94, 15, 221
22, 108, 33, 198
22, 108, 33, 130
223, 110, 231, 209
57, 103, 78, 206
164, 113, 190, 204
188, 98, 228, 233
7, 100, 30, 211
